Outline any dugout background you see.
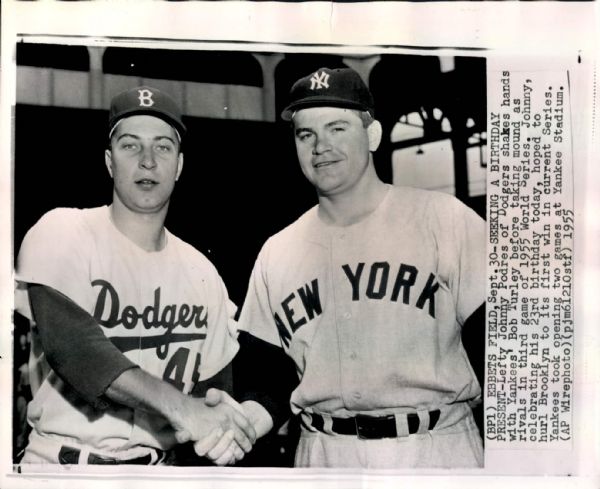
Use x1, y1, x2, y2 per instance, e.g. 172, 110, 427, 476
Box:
12, 43, 487, 466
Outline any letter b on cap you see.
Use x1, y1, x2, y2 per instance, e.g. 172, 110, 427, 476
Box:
138, 89, 155, 107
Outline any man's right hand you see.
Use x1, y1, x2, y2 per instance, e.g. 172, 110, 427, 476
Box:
105, 367, 256, 464
172, 395, 257, 461
199, 388, 275, 465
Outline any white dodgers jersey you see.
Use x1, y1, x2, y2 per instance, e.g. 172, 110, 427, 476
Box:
15, 206, 238, 454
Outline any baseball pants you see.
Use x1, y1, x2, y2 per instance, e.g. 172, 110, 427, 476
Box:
295, 402, 483, 468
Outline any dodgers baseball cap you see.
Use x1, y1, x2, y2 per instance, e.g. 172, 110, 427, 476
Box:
281, 67, 375, 121
108, 85, 186, 140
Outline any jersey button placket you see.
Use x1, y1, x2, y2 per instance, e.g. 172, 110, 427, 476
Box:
332, 232, 360, 409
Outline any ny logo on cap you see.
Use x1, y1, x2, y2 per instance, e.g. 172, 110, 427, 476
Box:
137, 89, 155, 107
310, 71, 330, 90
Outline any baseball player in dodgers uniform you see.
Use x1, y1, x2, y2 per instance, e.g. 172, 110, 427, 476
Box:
14, 86, 256, 465
209, 67, 486, 468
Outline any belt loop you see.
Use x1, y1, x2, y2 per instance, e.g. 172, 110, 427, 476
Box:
79, 447, 90, 465
417, 410, 430, 434
301, 411, 317, 432
151, 449, 164, 465
321, 413, 335, 435
394, 413, 410, 437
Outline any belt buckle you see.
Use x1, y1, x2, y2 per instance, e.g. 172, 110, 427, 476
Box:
355, 414, 397, 440
354, 414, 382, 440
354, 414, 370, 440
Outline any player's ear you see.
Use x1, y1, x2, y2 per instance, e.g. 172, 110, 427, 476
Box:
175, 153, 183, 182
367, 120, 383, 152
104, 149, 114, 178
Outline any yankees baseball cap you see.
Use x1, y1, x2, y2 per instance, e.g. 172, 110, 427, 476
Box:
281, 67, 375, 121
108, 85, 186, 140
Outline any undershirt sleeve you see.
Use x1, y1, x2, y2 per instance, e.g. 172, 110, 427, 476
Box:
190, 362, 233, 398
28, 283, 138, 409
233, 331, 298, 431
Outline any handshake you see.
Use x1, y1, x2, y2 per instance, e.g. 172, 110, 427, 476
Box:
172, 388, 273, 466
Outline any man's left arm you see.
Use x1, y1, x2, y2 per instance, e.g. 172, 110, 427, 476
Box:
27, 283, 255, 464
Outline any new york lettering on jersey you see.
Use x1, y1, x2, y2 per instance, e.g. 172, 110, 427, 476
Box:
273, 260, 440, 347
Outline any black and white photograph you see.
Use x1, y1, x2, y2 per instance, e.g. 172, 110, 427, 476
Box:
11, 40, 488, 470
0, 2, 597, 489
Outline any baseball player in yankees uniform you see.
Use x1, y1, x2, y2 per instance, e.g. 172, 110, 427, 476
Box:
208, 67, 486, 468
14, 86, 256, 466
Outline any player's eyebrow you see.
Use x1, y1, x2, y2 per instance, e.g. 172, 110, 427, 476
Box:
294, 127, 314, 136
324, 120, 350, 128
116, 133, 177, 144
153, 135, 177, 145
295, 120, 350, 136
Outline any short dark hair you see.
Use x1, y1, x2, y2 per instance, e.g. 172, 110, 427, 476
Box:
355, 110, 375, 128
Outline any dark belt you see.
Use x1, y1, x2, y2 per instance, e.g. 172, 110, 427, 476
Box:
306, 410, 441, 439
58, 445, 163, 465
